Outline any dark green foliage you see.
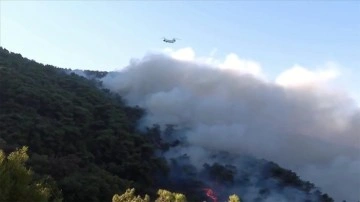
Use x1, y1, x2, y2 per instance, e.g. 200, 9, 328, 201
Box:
0, 47, 167, 202
268, 162, 304, 188
203, 163, 236, 184
266, 162, 334, 202
83, 70, 108, 79
0, 146, 62, 202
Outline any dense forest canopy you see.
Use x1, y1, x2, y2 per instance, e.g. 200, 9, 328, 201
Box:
0, 47, 337, 202
0, 47, 168, 202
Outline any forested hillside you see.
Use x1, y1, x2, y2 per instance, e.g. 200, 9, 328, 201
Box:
0, 47, 335, 202
0, 47, 168, 202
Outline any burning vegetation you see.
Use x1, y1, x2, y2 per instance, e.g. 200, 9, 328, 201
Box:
0, 47, 345, 202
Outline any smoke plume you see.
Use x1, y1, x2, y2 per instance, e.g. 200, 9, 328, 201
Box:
101, 49, 360, 201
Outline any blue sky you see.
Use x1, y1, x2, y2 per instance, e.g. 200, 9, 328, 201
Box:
1, 1, 359, 100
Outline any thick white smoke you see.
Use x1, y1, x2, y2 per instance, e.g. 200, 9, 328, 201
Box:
102, 48, 360, 201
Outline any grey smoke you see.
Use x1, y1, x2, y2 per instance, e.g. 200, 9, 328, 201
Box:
102, 53, 360, 201
65, 69, 88, 78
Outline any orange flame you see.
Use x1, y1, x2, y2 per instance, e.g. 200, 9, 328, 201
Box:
203, 188, 217, 202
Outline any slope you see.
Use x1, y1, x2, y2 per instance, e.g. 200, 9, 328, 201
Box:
0, 47, 167, 202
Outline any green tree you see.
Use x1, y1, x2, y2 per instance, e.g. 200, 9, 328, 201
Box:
0, 146, 62, 202
112, 188, 245, 202
228, 194, 240, 202
112, 188, 187, 202
155, 189, 186, 202
112, 188, 150, 202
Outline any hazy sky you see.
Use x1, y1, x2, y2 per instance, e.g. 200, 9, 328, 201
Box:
1, 1, 359, 100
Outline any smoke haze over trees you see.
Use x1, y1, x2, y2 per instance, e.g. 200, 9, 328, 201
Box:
0, 46, 358, 201
102, 51, 360, 202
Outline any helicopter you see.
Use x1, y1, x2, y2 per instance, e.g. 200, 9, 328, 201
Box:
162, 37, 180, 43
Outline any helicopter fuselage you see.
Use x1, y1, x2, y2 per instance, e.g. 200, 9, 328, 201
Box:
163, 38, 176, 43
